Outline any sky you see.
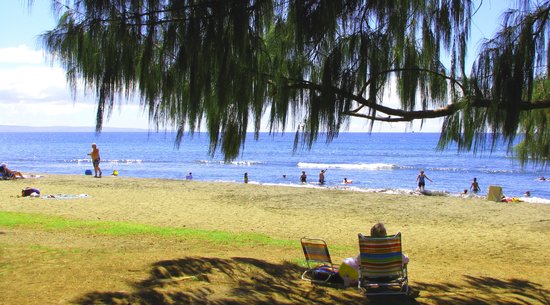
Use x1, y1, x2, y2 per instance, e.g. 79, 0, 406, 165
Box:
0, 0, 514, 132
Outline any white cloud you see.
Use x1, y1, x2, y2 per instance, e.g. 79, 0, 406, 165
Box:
0, 45, 44, 64
0, 46, 443, 132
0, 101, 88, 126
0, 64, 70, 103
0, 99, 150, 128
0, 50, 150, 129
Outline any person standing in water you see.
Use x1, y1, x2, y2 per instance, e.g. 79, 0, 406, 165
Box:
300, 171, 307, 183
244, 172, 249, 184
319, 169, 326, 185
470, 177, 481, 194
88, 143, 102, 178
416, 170, 432, 191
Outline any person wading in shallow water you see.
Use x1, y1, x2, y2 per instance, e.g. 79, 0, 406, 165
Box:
416, 170, 432, 192
300, 171, 307, 183
470, 177, 481, 194
319, 169, 327, 185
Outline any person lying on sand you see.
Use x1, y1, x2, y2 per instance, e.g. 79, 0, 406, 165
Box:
21, 187, 40, 197
0, 164, 24, 179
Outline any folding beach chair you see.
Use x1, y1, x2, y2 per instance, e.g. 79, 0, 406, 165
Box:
357, 232, 409, 295
300, 237, 340, 284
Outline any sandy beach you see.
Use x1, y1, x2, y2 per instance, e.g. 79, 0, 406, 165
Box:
1, 174, 549, 304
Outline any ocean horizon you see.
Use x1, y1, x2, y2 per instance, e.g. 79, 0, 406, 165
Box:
1, 131, 549, 203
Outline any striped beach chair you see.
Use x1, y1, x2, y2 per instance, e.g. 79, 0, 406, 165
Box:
300, 237, 339, 284
357, 232, 409, 295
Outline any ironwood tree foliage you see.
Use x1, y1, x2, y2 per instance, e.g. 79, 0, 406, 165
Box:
38, 0, 549, 163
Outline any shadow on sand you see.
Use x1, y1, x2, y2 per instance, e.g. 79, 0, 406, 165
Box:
414, 275, 550, 305
72, 257, 548, 305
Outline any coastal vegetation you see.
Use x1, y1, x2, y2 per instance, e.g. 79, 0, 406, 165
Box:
36, 0, 549, 164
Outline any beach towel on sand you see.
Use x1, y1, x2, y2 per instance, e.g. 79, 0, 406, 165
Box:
23, 174, 45, 179
41, 194, 90, 200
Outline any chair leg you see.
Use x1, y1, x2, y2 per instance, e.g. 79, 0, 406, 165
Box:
301, 269, 312, 281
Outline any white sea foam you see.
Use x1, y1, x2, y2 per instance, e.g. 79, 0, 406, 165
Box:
255, 182, 447, 196
240, 182, 550, 203
483, 169, 517, 174
73, 158, 90, 163
297, 162, 398, 170
71, 159, 143, 164
230, 160, 263, 166
261, 182, 339, 189
198, 160, 263, 166
108, 159, 143, 164
520, 197, 550, 204
427, 167, 463, 172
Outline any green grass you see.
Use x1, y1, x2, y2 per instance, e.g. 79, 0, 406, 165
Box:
0, 211, 294, 247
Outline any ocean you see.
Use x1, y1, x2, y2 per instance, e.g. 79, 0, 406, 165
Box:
1, 132, 549, 202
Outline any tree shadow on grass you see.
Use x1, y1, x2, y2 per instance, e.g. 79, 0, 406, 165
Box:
71, 257, 548, 305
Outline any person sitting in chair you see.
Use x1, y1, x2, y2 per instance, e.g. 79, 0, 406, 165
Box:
368, 223, 409, 264
338, 223, 408, 287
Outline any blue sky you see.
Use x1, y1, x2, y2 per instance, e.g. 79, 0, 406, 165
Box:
0, 0, 513, 131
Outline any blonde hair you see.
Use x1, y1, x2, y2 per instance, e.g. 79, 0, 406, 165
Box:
370, 223, 387, 237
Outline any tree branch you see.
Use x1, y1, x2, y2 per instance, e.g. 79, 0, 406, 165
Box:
362, 67, 466, 94
289, 79, 550, 122
288, 79, 466, 119
344, 113, 414, 122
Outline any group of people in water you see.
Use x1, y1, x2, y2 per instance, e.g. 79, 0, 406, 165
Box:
240, 169, 492, 195
240, 169, 540, 199
243, 169, 334, 185
299, 170, 328, 184
416, 170, 480, 194
246, 169, 479, 195
298, 169, 351, 185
